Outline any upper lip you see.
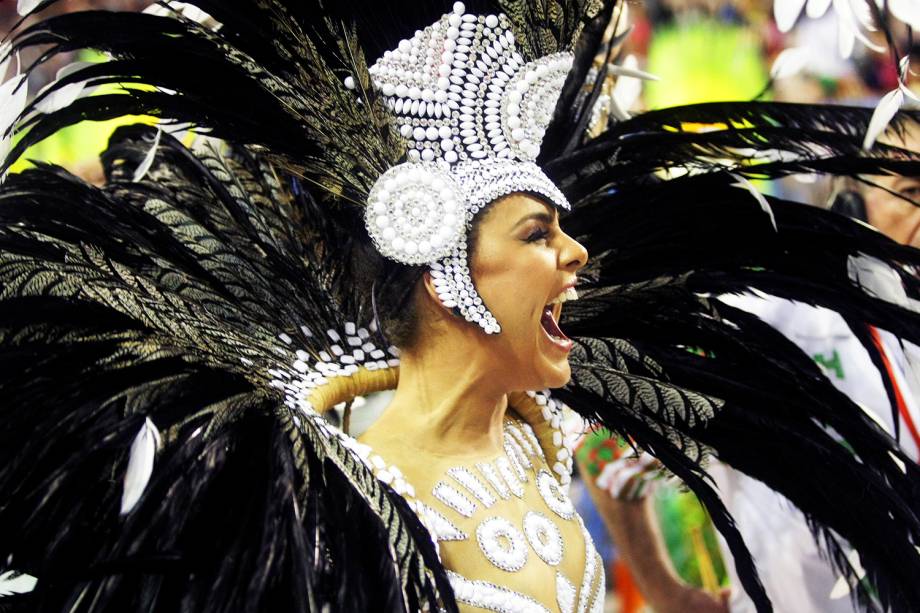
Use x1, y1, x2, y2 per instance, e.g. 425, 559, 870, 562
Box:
547, 279, 577, 305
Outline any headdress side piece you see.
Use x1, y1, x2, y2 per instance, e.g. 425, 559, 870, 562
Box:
363, 2, 573, 334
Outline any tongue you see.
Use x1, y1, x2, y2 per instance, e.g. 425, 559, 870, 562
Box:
541, 307, 569, 340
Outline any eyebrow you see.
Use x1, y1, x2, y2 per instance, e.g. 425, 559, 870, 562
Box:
512, 210, 556, 230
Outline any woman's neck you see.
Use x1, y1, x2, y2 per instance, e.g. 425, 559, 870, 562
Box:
363, 332, 509, 458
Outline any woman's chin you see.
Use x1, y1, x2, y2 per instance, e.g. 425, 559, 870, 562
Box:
536, 358, 571, 389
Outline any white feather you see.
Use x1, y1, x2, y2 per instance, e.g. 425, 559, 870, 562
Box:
132, 127, 163, 183
607, 62, 660, 82
774, 0, 807, 32
806, 0, 832, 18
0, 74, 28, 136
16, 0, 42, 16
887, 0, 920, 29
120, 417, 162, 515
834, 0, 885, 53
731, 173, 777, 231
611, 55, 644, 115
862, 88, 903, 150
0, 43, 11, 82
770, 47, 809, 80
143, 2, 220, 29
848, 252, 920, 312
0, 571, 37, 596
837, 16, 856, 58
34, 61, 97, 115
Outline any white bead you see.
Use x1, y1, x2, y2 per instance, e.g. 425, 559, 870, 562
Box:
453, 1, 465, 13
395, 84, 408, 98
427, 101, 435, 116
404, 240, 418, 255
441, 138, 454, 151
344, 76, 355, 90
398, 39, 411, 53
421, 88, 433, 101
447, 27, 459, 39
444, 150, 458, 163
448, 13, 461, 27
382, 82, 395, 96
485, 14, 499, 28
508, 90, 522, 104
382, 227, 396, 241
400, 124, 412, 138
437, 77, 450, 91
507, 115, 521, 129
408, 86, 421, 100
511, 128, 526, 141
394, 98, 404, 113
413, 126, 426, 141
438, 126, 452, 139
408, 150, 421, 162
373, 201, 387, 214
375, 215, 390, 228
392, 236, 405, 250
425, 126, 439, 140
421, 148, 435, 161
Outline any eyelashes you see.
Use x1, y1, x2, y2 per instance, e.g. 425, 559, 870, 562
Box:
524, 228, 549, 243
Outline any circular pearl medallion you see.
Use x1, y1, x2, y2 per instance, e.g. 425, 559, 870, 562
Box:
523, 511, 563, 566
365, 162, 465, 265
536, 469, 574, 520
476, 516, 528, 572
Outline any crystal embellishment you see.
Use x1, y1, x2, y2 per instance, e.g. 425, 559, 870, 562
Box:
448, 571, 551, 613
419, 502, 468, 542
556, 572, 576, 613
365, 2, 575, 335
365, 162, 465, 264
449, 466, 497, 508
523, 511, 564, 566
537, 469, 575, 520
433, 480, 477, 518
476, 516, 528, 572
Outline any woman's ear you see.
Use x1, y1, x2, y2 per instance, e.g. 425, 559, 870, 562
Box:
421, 271, 449, 314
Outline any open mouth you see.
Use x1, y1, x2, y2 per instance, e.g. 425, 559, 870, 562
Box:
541, 287, 577, 351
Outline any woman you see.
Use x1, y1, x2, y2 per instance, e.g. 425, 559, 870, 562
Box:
2, 1, 920, 612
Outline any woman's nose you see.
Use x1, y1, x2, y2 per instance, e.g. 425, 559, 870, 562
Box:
561, 232, 588, 272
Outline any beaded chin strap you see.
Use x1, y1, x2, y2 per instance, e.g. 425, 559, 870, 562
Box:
364, 2, 573, 334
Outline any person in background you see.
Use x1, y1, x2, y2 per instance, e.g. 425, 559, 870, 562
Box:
578, 124, 920, 613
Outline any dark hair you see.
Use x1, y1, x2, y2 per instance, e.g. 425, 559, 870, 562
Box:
351, 204, 489, 349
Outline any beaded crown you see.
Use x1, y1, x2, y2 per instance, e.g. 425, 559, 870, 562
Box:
363, 1, 573, 334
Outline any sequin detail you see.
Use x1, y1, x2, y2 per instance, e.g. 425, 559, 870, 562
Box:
523, 511, 563, 566
478, 460, 511, 499
433, 480, 477, 518
449, 466, 496, 507
419, 502, 468, 542
448, 570, 551, 613
476, 516, 528, 572
536, 469, 574, 520
556, 572, 576, 613
497, 456, 524, 497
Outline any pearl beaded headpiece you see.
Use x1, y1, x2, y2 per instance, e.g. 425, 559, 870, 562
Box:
364, 1, 573, 334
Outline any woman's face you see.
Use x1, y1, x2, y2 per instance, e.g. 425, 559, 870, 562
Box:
467, 193, 588, 390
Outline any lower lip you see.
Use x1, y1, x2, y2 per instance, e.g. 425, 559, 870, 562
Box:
541, 322, 574, 353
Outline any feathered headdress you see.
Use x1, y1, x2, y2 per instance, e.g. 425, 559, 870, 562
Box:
2, 1, 920, 612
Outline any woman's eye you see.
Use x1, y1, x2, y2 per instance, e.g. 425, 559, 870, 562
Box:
901, 185, 920, 200
525, 228, 549, 243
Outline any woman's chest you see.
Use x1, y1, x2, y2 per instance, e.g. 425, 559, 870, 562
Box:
407, 419, 605, 613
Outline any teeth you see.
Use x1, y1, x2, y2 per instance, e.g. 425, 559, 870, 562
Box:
547, 287, 579, 306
